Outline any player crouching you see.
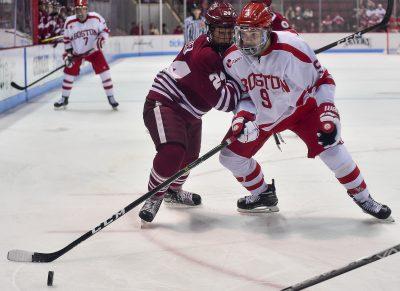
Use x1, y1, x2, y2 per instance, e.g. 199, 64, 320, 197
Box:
54, 0, 118, 110
220, 1, 392, 221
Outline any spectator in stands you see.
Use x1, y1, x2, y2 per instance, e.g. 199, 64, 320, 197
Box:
333, 13, 345, 32
173, 25, 183, 34
284, 6, 295, 22
322, 15, 334, 32
200, 0, 209, 17
130, 22, 142, 35
162, 23, 169, 35
149, 23, 160, 35
293, 6, 305, 32
375, 3, 386, 21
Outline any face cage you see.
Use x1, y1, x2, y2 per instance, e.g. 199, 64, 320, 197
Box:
234, 26, 270, 56
75, 6, 88, 20
207, 24, 235, 51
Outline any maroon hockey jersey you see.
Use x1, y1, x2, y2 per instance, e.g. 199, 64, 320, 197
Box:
272, 11, 293, 31
148, 35, 241, 120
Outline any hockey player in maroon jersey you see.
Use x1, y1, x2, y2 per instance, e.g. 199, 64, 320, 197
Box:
219, 1, 392, 221
263, 0, 294, 32
139, 1, 241, 223
54, 0, 118, 109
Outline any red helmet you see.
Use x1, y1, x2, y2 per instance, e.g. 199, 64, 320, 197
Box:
205, 1, 237, 28
74, 0, 88, 7
205, 1, 237, 52
235, 1, 273, 55
236, 1, 273, 28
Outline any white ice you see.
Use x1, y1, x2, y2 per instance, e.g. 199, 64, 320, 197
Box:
1, 54, 400, 291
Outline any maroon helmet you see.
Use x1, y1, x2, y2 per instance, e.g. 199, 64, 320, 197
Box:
205, 1, 237, 52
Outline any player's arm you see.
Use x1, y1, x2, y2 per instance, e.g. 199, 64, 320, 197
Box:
62, 21, 74, 68
96, 13, 110, 50
288, 42, 340, 149
194, 52, 241, 113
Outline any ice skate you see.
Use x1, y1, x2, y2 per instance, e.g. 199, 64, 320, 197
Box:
164, 188, 202, 207
107, 95, 119, 110
354, 195, 394, 222
54, 97, 68, 109
237, 180, 279, 213
139, 196, 163, 223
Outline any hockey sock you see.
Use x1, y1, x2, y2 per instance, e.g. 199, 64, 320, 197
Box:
319, 144, 370, 202
220, 148, 268, 195
62, 74, 75, 98
100, 70, 114, 97
148, 143, 186, 198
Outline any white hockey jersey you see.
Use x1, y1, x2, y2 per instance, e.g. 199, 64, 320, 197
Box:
63, 12, 109, 55
223, 31, 335, 132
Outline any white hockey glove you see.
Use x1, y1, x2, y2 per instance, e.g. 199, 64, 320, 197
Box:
63, 51, 74, 68
317, 102, 341, 149
237, 121, 259, 143
232, 110, 256, 136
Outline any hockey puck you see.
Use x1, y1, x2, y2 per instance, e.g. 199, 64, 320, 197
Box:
47, 271, 54, 286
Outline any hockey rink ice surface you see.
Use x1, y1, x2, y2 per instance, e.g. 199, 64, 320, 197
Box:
1, 54, 400, 291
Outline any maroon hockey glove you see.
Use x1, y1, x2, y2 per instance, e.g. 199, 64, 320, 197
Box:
317, 102, 341, 148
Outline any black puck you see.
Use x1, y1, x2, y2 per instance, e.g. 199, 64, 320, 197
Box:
47, 271, 54, 286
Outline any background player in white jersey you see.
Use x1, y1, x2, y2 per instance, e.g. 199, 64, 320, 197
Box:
184, 3, 207, 43
54, 0, 118, 109
219, 1, 392, 221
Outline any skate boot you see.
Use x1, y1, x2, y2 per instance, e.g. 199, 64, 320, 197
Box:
139, 196, 163, 223
164, 188, 202, 207
107, 95, 119, 109
237, 179, 279, 213
354, 195, 393, 221
54, 97, 68, 109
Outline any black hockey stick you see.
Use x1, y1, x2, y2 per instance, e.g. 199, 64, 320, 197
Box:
314, 0, 393, 54
10, 48, 96, 91
281, 243, 400, 291
10, 64, 66, 91
7, 137, 235, 263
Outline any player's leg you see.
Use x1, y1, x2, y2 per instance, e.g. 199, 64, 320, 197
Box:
139, 98, 189, 222
292, 100, 392, 220
54, 59, 82, 109
219, 130, 278, 213
165, 119, 202, 206
87, 51, 118, 109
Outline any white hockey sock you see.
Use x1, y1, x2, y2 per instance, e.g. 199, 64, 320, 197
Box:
319, 144, 370, 203
100, 70, 114, 97
62, 74, 75, 98
148, 168, 170, 198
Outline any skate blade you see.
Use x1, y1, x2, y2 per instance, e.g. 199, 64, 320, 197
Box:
381, 216, 395, 223
237, 206, 279, 214
164, 201, 200, 209
112, 107, 118, 111
54, 105, 67, 110
140, 219, 152, 229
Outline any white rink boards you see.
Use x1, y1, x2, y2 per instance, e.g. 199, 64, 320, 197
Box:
1, 54, 400, 290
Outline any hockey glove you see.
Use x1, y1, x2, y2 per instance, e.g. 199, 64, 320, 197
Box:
96, 36, 105, 50
317, 102, 341, 148
232, 111, 256, 136
63, 51, 74, 68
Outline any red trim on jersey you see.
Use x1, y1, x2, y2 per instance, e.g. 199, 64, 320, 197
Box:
338, 166, 360, 185
274, 43, 312, 63
66, 15, 101, 27
260, 32, 278, 56
223, 45, 239, 58
246, 178, 265, 191
347, 181, 367, 195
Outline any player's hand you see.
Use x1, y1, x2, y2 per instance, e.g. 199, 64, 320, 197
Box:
237, 121, 259, 143
63, 52, 74, 68
232, 110, 256, 137
317, 102, 341, 148
96, 36, 105, 50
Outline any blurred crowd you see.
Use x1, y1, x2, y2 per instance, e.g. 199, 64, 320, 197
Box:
38, 0, 74, 42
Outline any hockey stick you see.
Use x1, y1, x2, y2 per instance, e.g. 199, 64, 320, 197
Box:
41, 35, 63, 44
10, 48, 96, 91
281, 243, 400, 291
7, 137, 236, 263
314, 0, 393, 54
10, 64, 65, 91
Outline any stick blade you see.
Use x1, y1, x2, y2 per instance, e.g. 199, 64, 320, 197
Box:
10, 82, 26, 91
7, 250, 34, 262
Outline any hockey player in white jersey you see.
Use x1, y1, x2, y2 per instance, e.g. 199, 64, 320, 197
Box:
184, 3, 207, 43
54, 0, 118, 109
219, 1, 392, 221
